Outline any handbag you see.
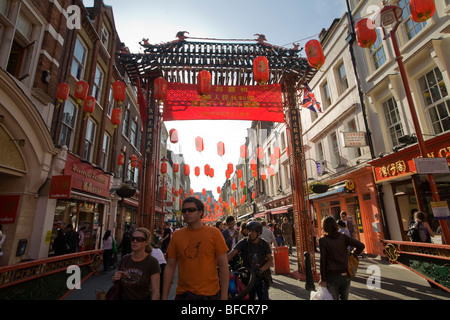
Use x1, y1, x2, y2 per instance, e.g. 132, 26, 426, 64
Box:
105, 254, 130, 300
347, 251, 359, 278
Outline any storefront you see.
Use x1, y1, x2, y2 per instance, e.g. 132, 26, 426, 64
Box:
309, 166, 385, 256
48, 153, 111, 255
370, 132, 450, 243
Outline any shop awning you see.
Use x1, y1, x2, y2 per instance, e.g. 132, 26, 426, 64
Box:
270, 205, 292, 215
237, 212, 253, 220
254, 210, 270, 218
71, 190, 111, 205
308, 186, 346, 200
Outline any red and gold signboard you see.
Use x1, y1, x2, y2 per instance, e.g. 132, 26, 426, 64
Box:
0, 195, 20, 224
64, 153, 111, 198
371, 133, 450, 183
49, 175, 72, 199
163, 83, 284, 122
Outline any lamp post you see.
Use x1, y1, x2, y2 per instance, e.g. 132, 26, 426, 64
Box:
160, 157, 169, 234
379, 4, 450, 244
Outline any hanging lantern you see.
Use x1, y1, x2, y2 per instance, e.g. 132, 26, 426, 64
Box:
154, 77, 168, 103
270, 154, 277, 166
190, 188, 194, 196
305, 39, 325, 70
195, 136, 204, 152
209, 168, 214, 178
184, 164, 190, 176
273, 147, 281, 158
240, 145, 248, 158
237, 169, 242, 179
179, 188, 183, 195
195, 166, 200, 177
252, 192, 256, 199
117, 153, 125, 166
55, 83, 70, 108
257, 147, 264, 160
74, 80, 89, 107
252, 170, 257, 177
160, 162, 167, 175
130, 155, 138, 168
261, 172, 267, 181
112, 80, 126, 106
173, 163, 179, 173
169, 128, 178, 144
267, 166, 275, 176
240, 180, 245, 189
253, 56, 270, 85
232, 183, 236, 191
225, 170, 231, 179
217, 186, 221, 194
355, 18, 377, 48
250, 159, 257, 171
217, 141, 225, 157
207, 196, 211, 203
202, 188, 206, 196
83, 96, 96, 119
111, 108, 122, 129
197, 70, 212, 97
204, 164, 210, 176
410, 0, 436, 23
227, 163, 234, 173
219, 197, 223, 203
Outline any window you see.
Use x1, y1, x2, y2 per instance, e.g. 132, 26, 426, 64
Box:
92, 65, 104, 102
59, 100, 77, 148
336, 62, 348, 94
101, 133, 110, 170
71, 37, 87, 80
83, 118, 96, 162
330, 133, 340, 167
122, 107, 130, 136
419, 68, 450, 134
321, 81, 332, 110
370, 29, 386, 70
280, 131, 286, 151
399, 0, 427, 41
130, 119, 138, 147
107, 87, 114, 118
383, 97, 404, 147
101, 25, 110, 50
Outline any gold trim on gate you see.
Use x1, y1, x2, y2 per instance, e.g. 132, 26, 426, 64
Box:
385, 243, 400, 262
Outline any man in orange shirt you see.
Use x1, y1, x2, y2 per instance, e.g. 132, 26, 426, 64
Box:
162, 197, 229, 300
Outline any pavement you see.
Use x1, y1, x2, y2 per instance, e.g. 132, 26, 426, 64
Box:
63, 248, 450, 301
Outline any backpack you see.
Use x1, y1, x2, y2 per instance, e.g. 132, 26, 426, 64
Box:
407, 221, 428, 242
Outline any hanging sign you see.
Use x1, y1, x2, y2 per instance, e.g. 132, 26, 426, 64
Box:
163, 83, 284, 122
49, 175, 72, 199
431, 201, 450, 219
0, 195, 20, 224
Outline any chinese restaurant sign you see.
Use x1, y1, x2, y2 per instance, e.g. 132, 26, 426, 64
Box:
63, 153, 111, 198
163, 83, 284, 122
371, 137, 450, 183
0, 195, 20, 224
49, 175, 72, 199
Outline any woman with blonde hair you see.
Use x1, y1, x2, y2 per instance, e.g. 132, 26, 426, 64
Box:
112, 227, 161, 300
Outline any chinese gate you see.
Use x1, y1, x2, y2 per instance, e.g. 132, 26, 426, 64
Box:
118, 32, 318, 279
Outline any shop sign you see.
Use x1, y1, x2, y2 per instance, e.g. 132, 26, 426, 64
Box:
371, 142, 450, 183
64, 153, 110, 198
431, 201, 450, 219
0, 195, 20, 224
49, 175, 72, 199
414, 158, 450, 174
345, 179, 356, 192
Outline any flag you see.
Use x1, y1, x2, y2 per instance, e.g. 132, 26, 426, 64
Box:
302, 83, 322, 113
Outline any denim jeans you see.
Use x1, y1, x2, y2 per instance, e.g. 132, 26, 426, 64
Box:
326, 273, 350, 300
249, 279, 269, 300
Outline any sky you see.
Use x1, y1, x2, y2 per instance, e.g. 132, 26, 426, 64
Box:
84, 0, 348, 196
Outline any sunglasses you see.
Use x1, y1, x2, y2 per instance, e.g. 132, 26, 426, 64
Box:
131, 236, 146, 242
181, 207, 198, 213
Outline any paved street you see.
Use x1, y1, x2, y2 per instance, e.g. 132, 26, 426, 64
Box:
63, 249, 449, 301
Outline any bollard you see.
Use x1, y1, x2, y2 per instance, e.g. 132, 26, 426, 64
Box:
304, 251, 316, 292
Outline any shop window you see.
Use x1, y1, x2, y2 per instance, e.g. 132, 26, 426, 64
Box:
382, 97, 404, 148
419, 67, 450, 134
71, 37, 87, 80
59, 99, 77, 148
83, 118, 96, 162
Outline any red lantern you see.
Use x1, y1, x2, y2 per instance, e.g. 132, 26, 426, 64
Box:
355, 18, 377, 48
257, 147, 264, 160
111, 107, 122, 129
117, 153, 125, 166
202, 188, 206, 196
154, 77, 168, 102
209, 168, 214, 178
240, 145, 248, 158
160, 162, 167, 175
305, 39, 325, 70
83, 96, 96, 119
252, 192, 256, 199
225, 170, 231, 179
217, 187, 221, 194
112, 80, 126, 105
217, 141, 225, 156
270, 154, 277, 166
250, 159, 257, 171
207, 196, 211, 203
252, 170, 257, 177
261, 172, 267, 181
204, 164, 210, 176
232, 183, 236, 191
273, 147, 281, 158
190, 188, 194, 196
195, 136, 204, 152
240, 181, 245, 189
237, 169, 242, 179
410, 0, 436, 23
195, 166, 200, 177
56, 83, 70, 108
227, 163, 234, 173
74, 80, 89, 107
130, 155, 138, 168
197, 70, 212, 96
184, 164, 190, 176
253, 56, 270, 85
169, 129, 178, 144
173, 163, 179, 173
267, 166, 275, 176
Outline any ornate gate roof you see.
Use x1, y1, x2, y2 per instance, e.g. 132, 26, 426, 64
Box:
118, 33, 317, 88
